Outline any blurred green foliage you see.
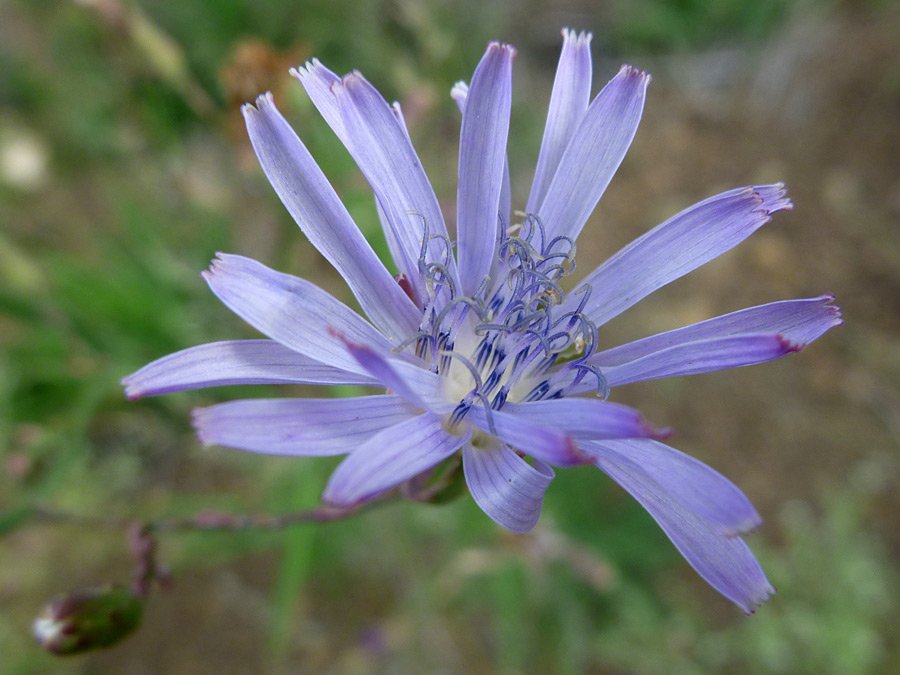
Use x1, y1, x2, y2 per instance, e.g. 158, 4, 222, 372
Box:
1, 0, 897, 673
609, 0, 787, 51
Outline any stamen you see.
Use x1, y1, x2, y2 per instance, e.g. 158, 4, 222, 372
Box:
513, 211, 547, 254
569, 282, 592, 315
403, 207, 610, 434
448, 400, 471, 428
523, 380, 550, 402
423, 261, 457, 298
490, 386, 508, 410
473, 390, 497, 434
544, 234, 576, 258
567, 363, 610, 399
440, 350, 497, 434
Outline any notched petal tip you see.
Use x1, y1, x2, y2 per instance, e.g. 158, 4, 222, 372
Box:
200, 263, 216, 283
201, 252, 241, 287
450, 81, 468, 107
819, 293, 844, 325
752, 183, 793, 214
618, 64, 652, 85
341, 70, 365, 86
241, 92, 276, 119
561, 27, 593, 44
291, 58, 335, 85
742, 582, 777, 615
121, 379, 142, 401
289, 57, 321, 78
205, 251, 228, 271
485, 40, 517, 59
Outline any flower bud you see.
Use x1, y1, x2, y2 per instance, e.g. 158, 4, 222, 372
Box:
33, 585, 143, 655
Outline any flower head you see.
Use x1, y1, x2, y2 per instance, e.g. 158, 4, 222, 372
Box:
123, 29, 841, 613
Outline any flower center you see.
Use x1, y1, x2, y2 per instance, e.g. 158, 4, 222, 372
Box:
397, 213, 608, 432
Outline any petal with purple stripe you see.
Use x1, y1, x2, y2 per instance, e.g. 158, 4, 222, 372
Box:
463, 437, 554, 533
192, 394, 417, 456
329, 333, 454, 413
538, 65, 649, 242
600, 334, 808, 387
586, 440, 774, 613
450, 79, 511, 276
591, 294, 842, 367
583, 439, 762, 536
291, 60, 346, 144
502, 398, 670, 440
457, 42, 515, 295
121, 340, 376, 400
296, 61, 420, 286
526, 29, 593, 214
332, 72, 456, 300
323, 412, 470, 506
202, 253, 394, 375
242, 94, 419, 341
466, 406, 584, 467
571, 184, 793, 326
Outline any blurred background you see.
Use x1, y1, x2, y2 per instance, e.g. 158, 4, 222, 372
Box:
1, 0, 898, 672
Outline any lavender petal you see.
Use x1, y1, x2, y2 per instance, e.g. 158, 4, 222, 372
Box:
600, 334, 811, 387
463, 437, 554, 533
538, 65, 649, 243
291, 60, 347, 144
330, 334, 454, 414
333, 71, 456, 300
592, 294, 843, 367
466, 406, 584, 467
457, 42, 515, 295
202, 253, 395, 374
192, 395, 417, 456
502, 398, 670, 440
121, 340, 376, 400
242, 94, 419, 342
323, 413, 470, 506
571, 184, 792, 326
526, 29, 593, 214
297, 61, 415, 280
588, 441, 774, 613
451, 79, 512, 280
584, 439, 762, 536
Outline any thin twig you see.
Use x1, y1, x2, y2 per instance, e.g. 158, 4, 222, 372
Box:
27, 496, 397, 535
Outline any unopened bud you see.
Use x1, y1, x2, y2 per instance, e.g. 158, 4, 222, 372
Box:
33, 585, 143, 655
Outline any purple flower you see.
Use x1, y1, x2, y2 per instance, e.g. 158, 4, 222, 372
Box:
122, 29, 841, 613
